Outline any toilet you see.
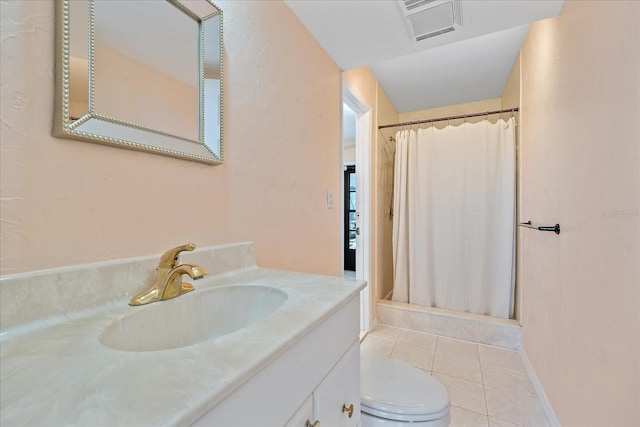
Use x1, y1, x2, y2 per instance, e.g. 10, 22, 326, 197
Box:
360, 355, 450, 426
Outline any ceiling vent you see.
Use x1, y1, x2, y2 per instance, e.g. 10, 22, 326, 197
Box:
397, 0, 462, 42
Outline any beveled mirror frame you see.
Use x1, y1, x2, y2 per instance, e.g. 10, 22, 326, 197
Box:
53, 0, 224, 165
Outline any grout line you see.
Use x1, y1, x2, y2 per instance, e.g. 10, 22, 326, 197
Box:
385, 326, 401, 358
482, 384, 491, 420
389, 327, 401, 356
431, 336, 440, 372
450, 404, 491, 419
477, 343, 491, 418
489, 415, 527, 427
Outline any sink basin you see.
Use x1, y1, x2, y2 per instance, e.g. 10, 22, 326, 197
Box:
100, 285, 287, 352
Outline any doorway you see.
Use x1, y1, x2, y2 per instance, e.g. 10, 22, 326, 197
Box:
342, 80, 372, 334
343, 165, 356, 272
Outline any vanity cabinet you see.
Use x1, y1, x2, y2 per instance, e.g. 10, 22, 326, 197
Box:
192, 296, 361, 427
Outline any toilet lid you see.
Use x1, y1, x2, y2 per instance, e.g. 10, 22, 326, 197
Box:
361, 355, 450, 422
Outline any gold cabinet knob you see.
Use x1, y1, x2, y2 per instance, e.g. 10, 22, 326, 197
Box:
342, 403, 354, 418
305, 420, 320, 427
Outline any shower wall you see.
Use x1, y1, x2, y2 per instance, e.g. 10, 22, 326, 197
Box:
376, 89, 398, 305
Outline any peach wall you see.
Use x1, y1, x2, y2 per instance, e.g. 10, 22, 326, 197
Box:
221, 0, 342, 276
520, 1, 639, 425
501, 52, 521, 111
0, 0, 342, 277
398, 97, 503, 126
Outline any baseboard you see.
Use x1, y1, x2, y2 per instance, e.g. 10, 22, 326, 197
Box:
520, 347, 561, 427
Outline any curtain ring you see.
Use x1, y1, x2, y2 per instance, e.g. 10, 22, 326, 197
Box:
511, 108, 515, 119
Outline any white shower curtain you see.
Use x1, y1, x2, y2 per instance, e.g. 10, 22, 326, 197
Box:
392, 118, 516, 318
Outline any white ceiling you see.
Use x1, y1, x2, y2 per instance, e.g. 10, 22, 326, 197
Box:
285, 0, 564, 113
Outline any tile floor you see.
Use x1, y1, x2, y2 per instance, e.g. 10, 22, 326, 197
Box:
361, 325, 550, 427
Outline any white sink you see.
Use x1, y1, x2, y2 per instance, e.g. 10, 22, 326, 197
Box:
100, 285, 288, 352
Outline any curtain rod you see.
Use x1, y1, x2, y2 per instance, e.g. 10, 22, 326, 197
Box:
378, 108, 519, 130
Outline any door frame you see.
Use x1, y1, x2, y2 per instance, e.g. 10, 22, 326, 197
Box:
342, 79, 372, 334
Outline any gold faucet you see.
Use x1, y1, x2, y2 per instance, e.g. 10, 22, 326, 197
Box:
129, 243, 208, 306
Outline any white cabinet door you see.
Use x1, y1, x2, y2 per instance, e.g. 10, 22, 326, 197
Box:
313, 340, 360, 427
285, 395, 314, 427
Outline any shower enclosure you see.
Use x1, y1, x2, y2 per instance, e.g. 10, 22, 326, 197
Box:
385, 113, 517, 320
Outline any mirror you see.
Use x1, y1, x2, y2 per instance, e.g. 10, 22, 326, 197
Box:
54, 0, 223, 165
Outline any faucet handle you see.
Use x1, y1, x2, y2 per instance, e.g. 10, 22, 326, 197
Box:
158, 243, 196, 268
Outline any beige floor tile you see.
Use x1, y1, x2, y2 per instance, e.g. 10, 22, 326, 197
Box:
360, 336, 394, 358
482, 363, 537, 397
450, 406, 489, 427
433, 373, 487, 415
396, 329, 438, 352
368, 325, 402, 342
478, 345, 526, 373
389, 343, 435, 372
433, 350, 483, 383
488, 417, 522, 427
485, 386, 549, 427
436, 336, 479, 358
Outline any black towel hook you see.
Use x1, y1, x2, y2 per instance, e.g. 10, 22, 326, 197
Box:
518, 221, 561, 235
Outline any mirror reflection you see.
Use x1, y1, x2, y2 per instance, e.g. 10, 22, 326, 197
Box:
55, 0, 223, 164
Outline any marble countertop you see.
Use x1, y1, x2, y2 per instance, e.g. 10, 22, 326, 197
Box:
0, 267, 365, 426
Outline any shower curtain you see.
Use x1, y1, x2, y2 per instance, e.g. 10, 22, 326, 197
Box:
392, 118, 516, 318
